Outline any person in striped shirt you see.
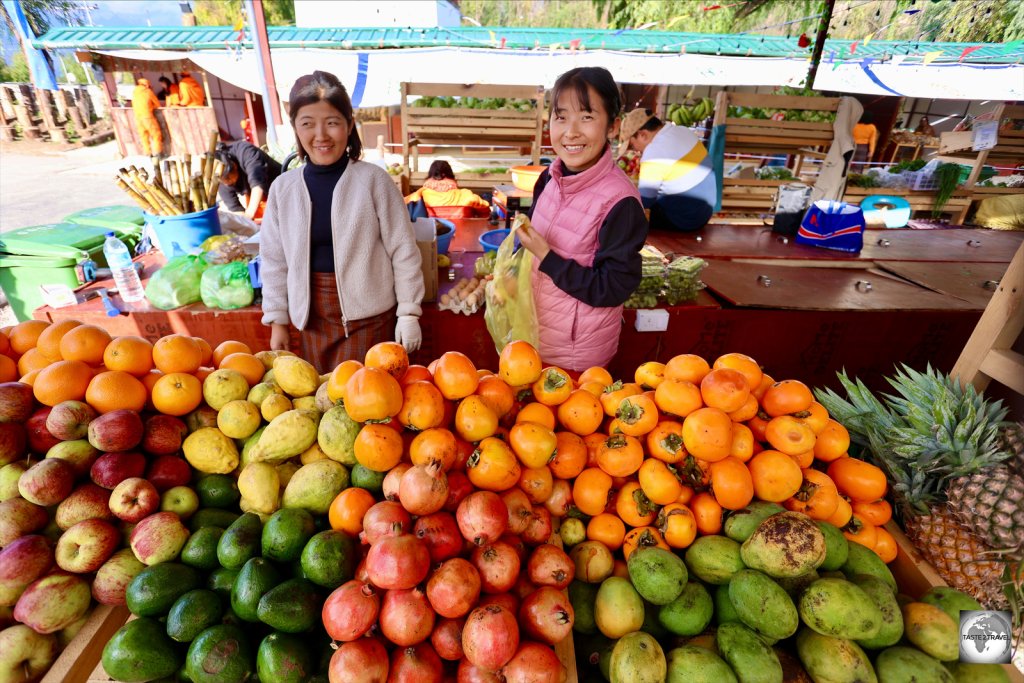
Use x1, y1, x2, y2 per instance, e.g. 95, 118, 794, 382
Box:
620, 108, 717, 232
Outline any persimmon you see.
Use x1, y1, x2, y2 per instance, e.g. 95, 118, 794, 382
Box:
573, 467, 614, 517
102, 336, 153, 376
654, 378, 703, 419
700, 368, 750, 413
751, 372, 775, 402
681, 407, 733, 462
86, 370, 148, 414
401, 364, 433, 385
409, 427, 458, 471
327, 359, 363, 403
329, 487, 376, 536
466, 437, 520, 492
646, 421, 687, 463
747, 449, 803, 503
689, 492, 723, 535
587, 513, 626, 551
152, 334, 203, 374
549, 432, 588, 480
658, 503, 697, 548
556, 389, 604, 436
765, 415, 817, 455
825, 496, 853, 528
59, 324, 112, 366
634, 361, 666, 390
532, 367, 573, 406
363, 341, 409, 380
761, 379, 814, 417
709, 456, 754, 510
599, 381, 642, 417
675, 485, 695, 506
746, 413, 770, 443
615, 481, 657, 527
577, 365, 613, 388
827, 457, 887, 502
498, 340, 543, 386
713, 352, 762, 392
784, 469, 840, 520
729, 423, 755, 462
799, 401, 830, 435
475, 375, 515, 419
663, 354, 710, 384
519, 465, 554, 504
583, 432, 606, 468
614, 394, 660, 437
433, 351, 479, 400
517, 402, 556, 430
396, 380, 446, 431
638, 458, 684, 506
344, 367, 403, 422
843, 517, 878, 549
727, 394, 759, 423
852, 498, 892, 527
814, 419, 851, 462
509, 421, 558, 469
622, 527, 669, 559
578, 381, 606, 398
454, 395, 499, 442
789, 449, 815, 469
872, 526, 898, 563
594, 434, 644, 478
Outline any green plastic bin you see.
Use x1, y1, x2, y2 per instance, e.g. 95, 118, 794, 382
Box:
62, 205, 145, 232
0, 222, 142, 322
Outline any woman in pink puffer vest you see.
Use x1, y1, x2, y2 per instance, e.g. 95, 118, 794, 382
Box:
517, 67, 649, 372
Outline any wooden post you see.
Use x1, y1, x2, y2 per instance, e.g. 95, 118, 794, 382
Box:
74, 86, 92, 125
13, 94, 40, 140
63, 89, 86, 131
52, 87, 69, 125
401, 82, 411, 171
35, 89, 65, 142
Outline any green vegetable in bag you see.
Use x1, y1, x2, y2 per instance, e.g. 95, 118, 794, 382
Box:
145, 254, 209, 310
200, 262, 254, 310
484, 216, 538, 352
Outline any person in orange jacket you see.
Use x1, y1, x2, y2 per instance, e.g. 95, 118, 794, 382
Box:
178, 72, 205, 107
404, 160, 491, 219
132, 78, 162, 158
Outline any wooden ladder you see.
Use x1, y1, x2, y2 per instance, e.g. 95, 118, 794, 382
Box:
951, 241, 1024, 395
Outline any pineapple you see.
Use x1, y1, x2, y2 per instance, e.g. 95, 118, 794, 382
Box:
1001, 421, 1024, 480
817, 365, 1018, 609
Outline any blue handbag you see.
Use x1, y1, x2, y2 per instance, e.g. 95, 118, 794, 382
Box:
796, 201, 866, 253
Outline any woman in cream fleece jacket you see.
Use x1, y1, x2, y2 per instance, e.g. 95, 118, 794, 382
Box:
260, 71, 424, 372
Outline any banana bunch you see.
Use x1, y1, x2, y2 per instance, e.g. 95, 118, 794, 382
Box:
665, 97, 713, 128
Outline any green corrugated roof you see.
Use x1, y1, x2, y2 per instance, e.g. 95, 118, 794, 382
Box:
33, 25, 1020, 63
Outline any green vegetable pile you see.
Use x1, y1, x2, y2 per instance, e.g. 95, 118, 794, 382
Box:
755, 167, 796, 181
889, 159, 927, 174
664, 256, 708, 305
931, 163, 962, 219
411, 96, 536, 112
847, 173, 881, 188
624, 247, 707, 308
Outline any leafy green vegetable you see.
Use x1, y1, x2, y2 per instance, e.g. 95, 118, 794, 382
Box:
932, 163, 962, 219
890, 159, 927, 174
848, 173, 881, 188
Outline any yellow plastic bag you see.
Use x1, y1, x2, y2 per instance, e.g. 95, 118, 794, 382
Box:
484, 217, 538, 352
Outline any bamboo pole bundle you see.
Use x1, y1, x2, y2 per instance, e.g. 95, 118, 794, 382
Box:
115, 176, 157, 213
114, 150, 222, 216
206, 159, 225, 207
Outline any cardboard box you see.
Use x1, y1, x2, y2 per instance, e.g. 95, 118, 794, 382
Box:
413, 217, 438, 303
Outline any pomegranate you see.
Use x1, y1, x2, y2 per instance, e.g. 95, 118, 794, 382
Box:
513, 573, 539, 601
499, 533, 529, 563
477, 592, 519, 615
431, 618, 465, 661
414, 511, 465, 563
426, 557, 481, 619
527, 544, 574, 589
462, 604, 520, 672
518, 587, 574, 645
456, 492, 508, 546
400, 461, 449, 516
354, 558, 371, 583
444, 471, 474, 512
388, 642, 443, 683
379, 587, 435, 647
520, 505, 553, 546
382, 463, 412, 502
544, 479, 573, 518
361, 501, 412, 546
365, 535, 430, 590
501, 642, 567, 683
501, 489, 533, 535
328, 638, 389, 683
471, 541, 520, 594
322, 580, 380, 642
457, 658, 503, 683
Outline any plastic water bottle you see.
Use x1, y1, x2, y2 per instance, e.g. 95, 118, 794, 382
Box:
103, 232, 145, 302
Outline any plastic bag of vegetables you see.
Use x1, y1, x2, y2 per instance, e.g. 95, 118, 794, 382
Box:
484, 215, 538, 352
199, 261, 255, 310
144, 254, 208, 310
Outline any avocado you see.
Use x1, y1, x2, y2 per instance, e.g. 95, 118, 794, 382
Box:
231, 556, 281, 622
185, 624, 254, 683
180, 526, 224, 571
217, 512, 263, 569
257, 632, 316, 683
189, 508, 240, 532
166, 589, 225, 643
257, 578, 320, 633
102, 617, 182, 682
262, 508, 316, 563
125, 563, 201, 617
196, 474, 241, 509
300, 530, 356, 589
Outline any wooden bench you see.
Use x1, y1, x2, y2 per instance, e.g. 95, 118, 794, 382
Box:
400, 82, 545, 174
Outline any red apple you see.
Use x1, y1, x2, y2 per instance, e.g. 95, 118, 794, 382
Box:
45, 400, 97, 442
145, 455, 192, 492
90, 451, 146, 490
55, 483, 114, 530
12, 572, 91, 634
55, 518, 120, 573
0, 383, 34, 424
129, 511, 189, 565
87, 409, 144, 453
141, 415, 188, 456
160, 486, 199, 520
26, 408, 61, 455
0, 423, 27, 468
17, 458, 75, 507
0, 462, 28, 502
45, 439, 100, 477
0, 535, 54, 606
109, 477, 160, 523
0, 624, 58, 681
0, 498, 48, 547
92, 548, 145, 606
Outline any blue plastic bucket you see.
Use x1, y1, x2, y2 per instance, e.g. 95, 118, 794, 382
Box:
144, 205, 221, 254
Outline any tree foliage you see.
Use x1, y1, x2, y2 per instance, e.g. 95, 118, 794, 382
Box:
460, 0, 601, 29
193, 0, 295, 27
0, 0, 81, 42
0, 51, 30, 82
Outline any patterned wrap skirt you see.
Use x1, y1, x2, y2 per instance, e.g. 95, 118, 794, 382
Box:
299, 272, 397, 373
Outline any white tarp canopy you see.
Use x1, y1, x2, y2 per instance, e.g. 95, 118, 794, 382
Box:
97, 46, 1024, 105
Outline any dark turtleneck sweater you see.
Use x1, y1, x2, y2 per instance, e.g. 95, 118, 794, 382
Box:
303, 155, 348, 273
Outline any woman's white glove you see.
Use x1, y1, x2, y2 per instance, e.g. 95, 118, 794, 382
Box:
395, 315, 422, 352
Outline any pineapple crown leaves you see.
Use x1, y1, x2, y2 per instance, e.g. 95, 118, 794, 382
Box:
813, 365, 1012, 515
